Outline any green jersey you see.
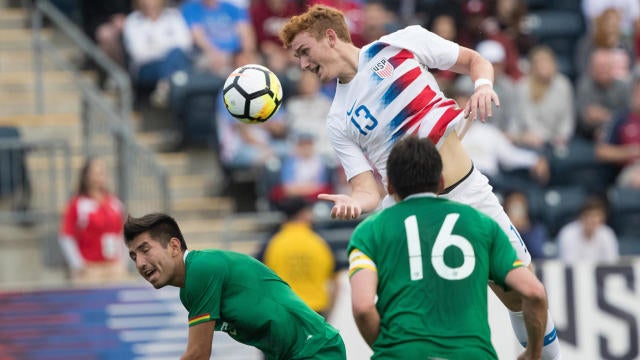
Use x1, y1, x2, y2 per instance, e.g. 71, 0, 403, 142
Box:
179, 249, 341, 360
348, 194, 523, 360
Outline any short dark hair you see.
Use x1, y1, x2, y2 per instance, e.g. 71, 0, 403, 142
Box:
387, 136, 442, 199
124, 213, 188, 251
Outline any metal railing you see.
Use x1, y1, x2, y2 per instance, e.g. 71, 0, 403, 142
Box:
0, 138, 71, 224
31, 0, 169, 213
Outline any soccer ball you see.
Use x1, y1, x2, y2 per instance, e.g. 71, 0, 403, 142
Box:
222, 64, 283, 124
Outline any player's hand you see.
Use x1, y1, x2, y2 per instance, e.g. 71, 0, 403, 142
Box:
317, 193, 362, 220
463, 84, 500, 123
517, 349, 541, 360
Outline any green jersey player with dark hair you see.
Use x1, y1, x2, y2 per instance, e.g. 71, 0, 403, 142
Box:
348, 136, 548, 360
124, 213, 346, 360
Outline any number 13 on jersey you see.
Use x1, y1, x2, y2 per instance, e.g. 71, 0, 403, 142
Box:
404, 213, 476, 281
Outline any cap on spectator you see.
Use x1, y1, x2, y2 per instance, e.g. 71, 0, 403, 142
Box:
476, 40, 506, 64
277, 196, 312, 219
464, 0, 487, 15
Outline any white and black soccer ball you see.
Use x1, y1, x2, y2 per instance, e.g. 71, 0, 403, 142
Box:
222, 64, 283, 124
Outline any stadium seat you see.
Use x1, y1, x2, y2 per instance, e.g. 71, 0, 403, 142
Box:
524, 10, 585, 79
608, 186, 640, 238
169, 69, 223, 149
537, 186, 588, 237
523, 0, 553, 11
0, 126, 31, 212
545, 138, 615, 193
315, 220, 359, 271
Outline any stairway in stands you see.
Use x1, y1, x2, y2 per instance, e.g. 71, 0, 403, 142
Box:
0, 5, 264, 288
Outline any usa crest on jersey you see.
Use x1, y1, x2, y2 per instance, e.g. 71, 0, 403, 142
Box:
372, 58, 394, 79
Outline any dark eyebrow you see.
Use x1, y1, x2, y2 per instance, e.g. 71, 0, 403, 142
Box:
130, 241, 149, 258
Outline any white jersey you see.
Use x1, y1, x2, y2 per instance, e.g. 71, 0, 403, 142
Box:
327, 25, 466, 185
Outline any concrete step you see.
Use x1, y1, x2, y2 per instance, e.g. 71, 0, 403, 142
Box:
0, 70, 93, 88
0, 27, 53, 49
0, 112, 79, 126
0, 88, 80, 115
169, 173, 212, 198
156, 151, 191, 174
172, 196, 234, 218
0, 47, 78, 71
0, 8, 27, 29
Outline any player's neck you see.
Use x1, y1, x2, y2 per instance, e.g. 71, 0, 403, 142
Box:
337, 44, 360, 84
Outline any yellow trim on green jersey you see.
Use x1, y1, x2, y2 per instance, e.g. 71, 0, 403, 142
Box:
348, 249, 377, 278
188, 313, 211, 326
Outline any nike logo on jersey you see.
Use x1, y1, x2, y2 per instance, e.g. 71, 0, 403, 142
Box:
346, 100, 357, 116
371, 58, 394, 79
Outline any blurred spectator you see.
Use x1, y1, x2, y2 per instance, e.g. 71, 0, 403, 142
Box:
582, 0, 640, 40
259, 197, 339, 317
58, 158, 128, 284
453, 78, 549, 189
286, 70, 334, 158
80, 0, 132, 85
180, 0, 257, 77
575, 48, 630, 141
475, 39, 518, 133
269, 132, 333, 204
492, 0, 534, 56
595, 76, 640, 171
307, 0, 366, 47
250, 0, 301, 47
557, 197, 619, 263
374, 0, 436, 26
249, 0, 302, 98
216, 93, 289, 169
513, 46, 575, 150
617, 160, 640, 187
503, 191, 549, 260
458, 0, 522, 80
429, 13, 461, 94
460, 121, 549, 187
361, 1, 399, 44
575, 8, 634, 80
123, 0, 193, 107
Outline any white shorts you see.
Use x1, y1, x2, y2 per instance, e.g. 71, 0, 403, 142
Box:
380, 166, 532, 266
440, 166, 532, 266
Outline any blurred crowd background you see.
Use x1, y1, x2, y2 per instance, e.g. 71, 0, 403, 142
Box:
3, 0, 640, 281
1, 1, 640, 358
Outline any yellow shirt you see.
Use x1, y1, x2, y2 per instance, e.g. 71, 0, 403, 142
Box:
263, 222, 335, 312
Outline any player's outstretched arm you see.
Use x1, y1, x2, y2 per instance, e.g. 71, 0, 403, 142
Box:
318, 171, 381, 220
181, 321, 215, 360
350, 268, 380, 347
504, 267, 548, 360
449, 47, 500, 123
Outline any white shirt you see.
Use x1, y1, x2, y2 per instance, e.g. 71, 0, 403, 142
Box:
557, 221, 619, 263
326, 25, 465, 185
461, 122, 539, 177
123, 8, 192, 71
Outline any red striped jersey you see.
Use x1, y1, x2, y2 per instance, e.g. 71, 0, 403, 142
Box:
327, 25, 466, 184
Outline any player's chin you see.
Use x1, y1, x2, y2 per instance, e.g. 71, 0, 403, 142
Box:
149, 280, 167, 289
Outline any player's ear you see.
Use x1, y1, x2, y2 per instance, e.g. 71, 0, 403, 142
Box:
387, 182, 395, 196
437, 176, 445, 194
169, 237, 181, 256
325, 28, 337, 45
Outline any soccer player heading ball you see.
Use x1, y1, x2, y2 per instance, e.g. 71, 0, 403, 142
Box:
280, 5, 561, 359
